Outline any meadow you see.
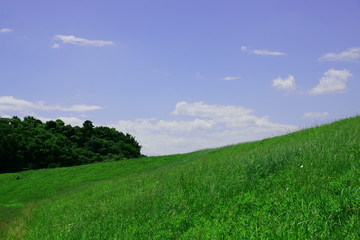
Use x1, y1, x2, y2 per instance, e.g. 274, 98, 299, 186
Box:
0, 116, 359, 239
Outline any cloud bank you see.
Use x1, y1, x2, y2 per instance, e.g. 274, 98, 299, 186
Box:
112, 101, 297, 156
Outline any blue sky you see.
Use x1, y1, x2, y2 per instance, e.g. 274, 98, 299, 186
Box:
1, 0, 359, 155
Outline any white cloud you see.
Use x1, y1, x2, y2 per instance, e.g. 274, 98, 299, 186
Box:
52, 43, 60, 49
222, 76, 241, 81
54, 117, 85, 126
0, 114, 12, 118
240, 46, 248, 52
318, 48, 360, 62
111, 101, 297, 156
116, 118, 215, 134
272, 75, 296, 90
0, 28, 13, 33
241, 46, 286, 56
253, 49, 286, 56
0, 96, 103, 112
53, 35, 114, 47
308, 69, 352, 94
302, 112, 329, 119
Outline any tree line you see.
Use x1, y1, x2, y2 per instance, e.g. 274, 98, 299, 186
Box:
0, 116, 143, 173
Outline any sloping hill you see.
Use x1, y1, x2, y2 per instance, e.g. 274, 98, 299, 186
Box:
1, 117, 359, 239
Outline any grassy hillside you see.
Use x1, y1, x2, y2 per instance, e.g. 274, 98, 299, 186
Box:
0, 116, 359, 239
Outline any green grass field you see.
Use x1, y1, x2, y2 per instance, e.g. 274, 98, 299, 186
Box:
0, 116, 359, 239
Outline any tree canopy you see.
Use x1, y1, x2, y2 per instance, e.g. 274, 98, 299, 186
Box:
0, 116, 143, 173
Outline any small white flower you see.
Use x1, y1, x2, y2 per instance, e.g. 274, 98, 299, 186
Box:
299, 165, 304, 168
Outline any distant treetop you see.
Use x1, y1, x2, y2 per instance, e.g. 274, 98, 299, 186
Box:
0, 116, 143, 173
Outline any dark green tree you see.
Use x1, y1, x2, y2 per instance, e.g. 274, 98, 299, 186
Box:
0, 116, 143, 173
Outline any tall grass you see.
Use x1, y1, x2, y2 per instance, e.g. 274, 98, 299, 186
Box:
1, 116, 359, 239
